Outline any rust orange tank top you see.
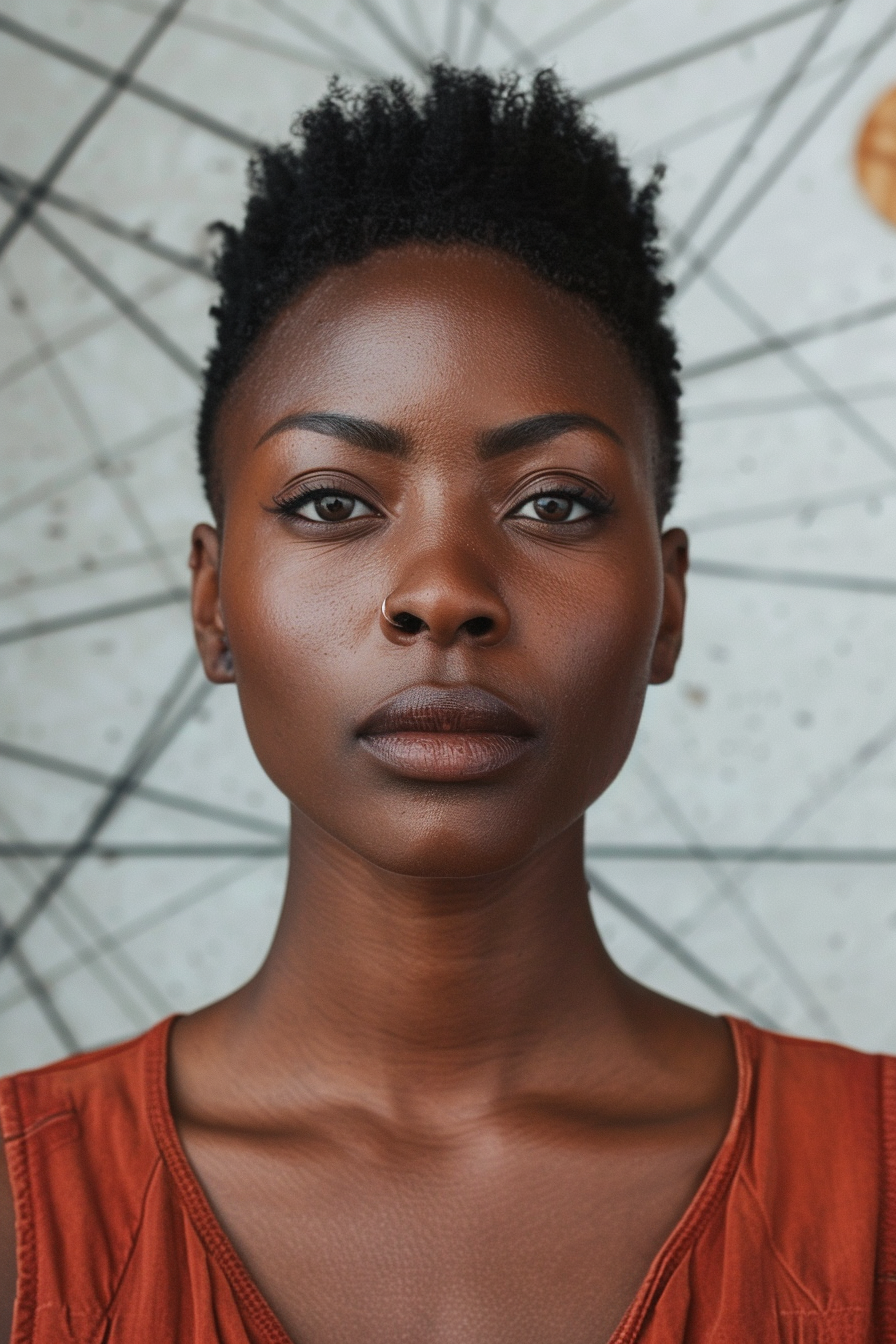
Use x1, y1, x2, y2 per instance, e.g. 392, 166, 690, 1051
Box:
1, 1016, 895, 1343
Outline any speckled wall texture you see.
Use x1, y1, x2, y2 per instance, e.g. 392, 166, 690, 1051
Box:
1, 0, 895, 1069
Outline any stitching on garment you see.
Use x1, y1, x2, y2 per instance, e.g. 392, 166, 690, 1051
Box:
874, 1054, 896, 1338
739, 1169, 827, 1312
606, 1015, 756, 1344
13, 1110, 77, 1142
732, 1041, 888, 1322
91, 1153, 165, 1343
777, 1307, 864, 1317
3, 1070, 160, 1344
145, 1019, 293, 1344
0, 1078, 39, 1344
879, 1054, 896, 1271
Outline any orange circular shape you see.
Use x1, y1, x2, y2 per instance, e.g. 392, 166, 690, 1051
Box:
856, 86, 896, 226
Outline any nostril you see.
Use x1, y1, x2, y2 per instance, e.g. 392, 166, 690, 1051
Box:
393, 611, 426, 634
464, 616, 494, 639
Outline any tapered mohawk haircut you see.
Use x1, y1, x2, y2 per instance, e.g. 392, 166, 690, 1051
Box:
198, 65, 681, 515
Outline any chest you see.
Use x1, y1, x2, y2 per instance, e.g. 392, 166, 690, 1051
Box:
182, 1125, 718, 1344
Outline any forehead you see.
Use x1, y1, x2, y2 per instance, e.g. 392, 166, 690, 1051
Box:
216, 243, 658, 466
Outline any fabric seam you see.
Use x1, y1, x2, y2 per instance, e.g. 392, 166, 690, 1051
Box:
145, 1019, 293, 1344
737, 1168, 827, 1311
606, 1014, 755, 1344
3, 1109, 76, 1143
876, 1054, 896, 1340
88, 1154, 165, 1344
0, 1078, 38, 1344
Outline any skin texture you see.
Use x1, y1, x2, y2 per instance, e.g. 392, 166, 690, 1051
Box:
0, 243, 735, 1343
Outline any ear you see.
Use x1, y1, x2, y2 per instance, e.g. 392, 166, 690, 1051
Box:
649, 526, 688, 685
190, 523, 235, 684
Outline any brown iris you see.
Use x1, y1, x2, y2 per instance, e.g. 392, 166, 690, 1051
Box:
313, 493, 357, 521
531, 494, 575, 521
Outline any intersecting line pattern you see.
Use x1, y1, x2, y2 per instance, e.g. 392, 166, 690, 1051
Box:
1, 0, 895, 1070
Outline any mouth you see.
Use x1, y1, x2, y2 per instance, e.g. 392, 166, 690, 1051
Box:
356, 685, 536, 781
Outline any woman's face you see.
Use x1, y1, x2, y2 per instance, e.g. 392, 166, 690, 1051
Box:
194, 243, 687, 877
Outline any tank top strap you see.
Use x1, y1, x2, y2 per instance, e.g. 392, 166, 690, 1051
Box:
876, 1052, 896, 1339
0, 1021, 173, 1344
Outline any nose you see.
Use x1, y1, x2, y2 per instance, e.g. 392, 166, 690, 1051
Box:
380, 548, 511, 647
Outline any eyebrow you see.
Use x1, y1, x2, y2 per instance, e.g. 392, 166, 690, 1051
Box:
479, 412, 623, 458
254, 409, 623, 458
254, 411, 409, 455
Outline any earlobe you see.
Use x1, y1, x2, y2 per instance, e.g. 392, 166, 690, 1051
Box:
190, 523, 235, 684
649, 527, 688, 685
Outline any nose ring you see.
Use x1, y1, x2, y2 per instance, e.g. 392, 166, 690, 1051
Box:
382, 598, 407, 630
381, 598, 423, 635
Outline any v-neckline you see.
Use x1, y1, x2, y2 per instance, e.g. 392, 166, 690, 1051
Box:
146, 1013, 754, 1344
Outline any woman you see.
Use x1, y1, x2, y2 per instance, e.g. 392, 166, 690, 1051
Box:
1, 67, 893, 1344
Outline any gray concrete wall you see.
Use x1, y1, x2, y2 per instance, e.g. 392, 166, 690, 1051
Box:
1, 0, 895, 1070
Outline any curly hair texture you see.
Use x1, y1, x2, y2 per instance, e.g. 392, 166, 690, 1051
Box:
198, 65, 682, 516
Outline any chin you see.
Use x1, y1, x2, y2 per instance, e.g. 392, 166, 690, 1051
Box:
329, 801, 554, 881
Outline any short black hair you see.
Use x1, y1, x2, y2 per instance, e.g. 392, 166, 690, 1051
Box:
198, 65, 681, 516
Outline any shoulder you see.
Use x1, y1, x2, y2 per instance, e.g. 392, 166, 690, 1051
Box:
737, 1019, 890, 1142
0, 1019, 173, 1209
645, 1027, 896, 1338
0, 1028, 166, 1205
0, 1022, 174, 1341
728, 1021, 892, 1290
736, 1020, 891, 1173
1, 1026, 161, 1126
658, 1023, 896, 1332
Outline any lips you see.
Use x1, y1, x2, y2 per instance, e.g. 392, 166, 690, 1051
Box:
357, 685, 535, 781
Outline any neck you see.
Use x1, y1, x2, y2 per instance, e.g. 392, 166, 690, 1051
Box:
221, 811, 633, 1118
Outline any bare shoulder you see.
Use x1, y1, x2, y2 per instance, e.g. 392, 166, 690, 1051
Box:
0, 1140, 15, 1342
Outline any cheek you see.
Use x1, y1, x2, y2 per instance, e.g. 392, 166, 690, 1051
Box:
531, 549, 663, 796
217, 530, 378, 794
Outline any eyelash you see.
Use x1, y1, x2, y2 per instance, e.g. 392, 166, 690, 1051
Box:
271, 483, 614, 523
271, 486, 376, 519
513, 483, 613, 521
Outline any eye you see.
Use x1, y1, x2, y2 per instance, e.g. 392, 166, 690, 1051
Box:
276, 489, 376, 523
513, 491, 600, 523
300, 492, 373, 522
